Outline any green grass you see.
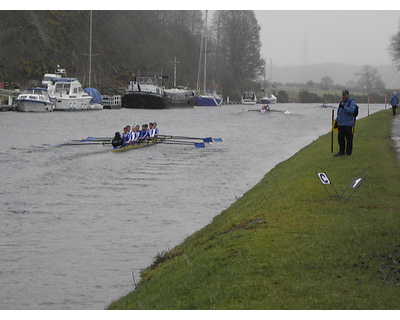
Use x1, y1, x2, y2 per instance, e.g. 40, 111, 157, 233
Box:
108, 111, 400, 309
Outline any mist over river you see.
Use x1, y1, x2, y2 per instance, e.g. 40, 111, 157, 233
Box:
0, 102, 385, 309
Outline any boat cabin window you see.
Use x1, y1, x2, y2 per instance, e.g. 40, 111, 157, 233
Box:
55, 83, 71, 92
243, 92, 255, 99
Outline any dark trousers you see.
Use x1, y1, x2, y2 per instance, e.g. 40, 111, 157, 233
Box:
392, 105, 397, 115
338, 126, 353, 155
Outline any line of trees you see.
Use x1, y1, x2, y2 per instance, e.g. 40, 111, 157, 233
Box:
0, 10, 264, 100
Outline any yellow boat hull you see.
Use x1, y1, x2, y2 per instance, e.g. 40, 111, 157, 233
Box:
110, 138, 165, 152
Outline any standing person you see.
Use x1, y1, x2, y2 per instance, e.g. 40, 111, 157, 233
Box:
390, 92, 399, 116
334, 90, 356, 156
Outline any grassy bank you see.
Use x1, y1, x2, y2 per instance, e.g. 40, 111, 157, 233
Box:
108, 110, 400, 309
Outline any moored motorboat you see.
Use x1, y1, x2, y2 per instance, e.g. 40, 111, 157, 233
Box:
42, 66, 93, 111
241, 91, 257, 105
15, 88, 53, 112
50, 78, 92, 111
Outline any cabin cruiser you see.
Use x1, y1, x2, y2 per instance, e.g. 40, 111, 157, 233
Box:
41, 66, 92, 111
15, 88, 53, 112
241, 91, 257, 105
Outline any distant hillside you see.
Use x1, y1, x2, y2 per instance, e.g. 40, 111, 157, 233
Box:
271, 62, 400, 89
0, 10, 204, 91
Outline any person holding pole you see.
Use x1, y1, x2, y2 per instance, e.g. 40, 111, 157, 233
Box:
333, 90, 356, 156
390, 92, 399, 116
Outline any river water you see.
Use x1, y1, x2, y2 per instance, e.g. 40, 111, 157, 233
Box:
0, 102, 385, 309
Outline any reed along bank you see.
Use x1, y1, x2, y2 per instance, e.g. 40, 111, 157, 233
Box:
108, 110, 400, 309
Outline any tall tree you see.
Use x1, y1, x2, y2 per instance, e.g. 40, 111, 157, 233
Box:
355, 65, 385, 94
321, 76, 334, 90
211, 11, 264, 99
388, 19, 400, 71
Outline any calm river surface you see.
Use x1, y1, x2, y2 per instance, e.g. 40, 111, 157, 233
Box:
0, 102, 385, 309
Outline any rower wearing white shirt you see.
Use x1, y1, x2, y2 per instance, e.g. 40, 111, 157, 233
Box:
148, 123, 155, 139
134, 125, 141, 141
153, 122, 159, 138
130, 125, 140, 144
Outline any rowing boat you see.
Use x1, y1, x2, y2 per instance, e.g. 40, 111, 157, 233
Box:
110, 137, 167, 152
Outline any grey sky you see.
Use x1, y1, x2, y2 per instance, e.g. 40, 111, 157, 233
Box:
254, 10, 400, 66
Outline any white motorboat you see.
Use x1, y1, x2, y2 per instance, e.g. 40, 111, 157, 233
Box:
51, 78, 92, 111
241, 91, 257, 105
15, 88, 53, 112
42, 67, 92, 111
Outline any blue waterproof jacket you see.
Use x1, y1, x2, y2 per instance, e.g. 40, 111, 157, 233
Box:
390, 93, 399, 106
336, 97, 356, 127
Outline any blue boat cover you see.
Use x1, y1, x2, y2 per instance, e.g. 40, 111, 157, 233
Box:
84, 87, 103, 104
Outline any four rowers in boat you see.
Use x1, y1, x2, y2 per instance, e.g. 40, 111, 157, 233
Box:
113, 122, 159, 148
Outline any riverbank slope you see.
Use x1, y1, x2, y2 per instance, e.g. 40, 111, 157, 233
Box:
108, 110, 400, 309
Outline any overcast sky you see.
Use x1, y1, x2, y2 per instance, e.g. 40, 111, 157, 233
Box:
254, 10, 400, 66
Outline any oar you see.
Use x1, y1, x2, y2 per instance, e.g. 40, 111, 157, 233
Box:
161, 138, 211, 144
82, 137, 112, 141
81, 136, 112, 141
148, 138, 207, 148
160, 135, 223, 142
54, 141, 112, 147
160, 134, 211, 141
65, 137, 112, 142
161, 141, 206, 148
